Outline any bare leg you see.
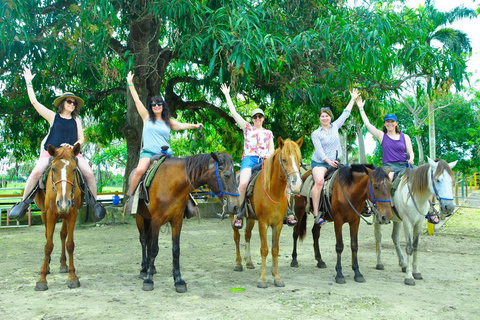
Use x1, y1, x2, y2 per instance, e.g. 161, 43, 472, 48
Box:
311, 166, 327, 225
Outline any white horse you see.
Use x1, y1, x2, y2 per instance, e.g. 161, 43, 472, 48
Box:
374, 157, 457, 285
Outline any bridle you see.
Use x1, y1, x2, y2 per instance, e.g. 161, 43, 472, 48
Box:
50, 159, 78, 206
198, 161, 239, 198
278, 149, 301, 194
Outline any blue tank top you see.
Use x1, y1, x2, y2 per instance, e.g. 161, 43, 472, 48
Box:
143, 120, 171, 154
43, 114, 78, 150
381, 133, 408, 164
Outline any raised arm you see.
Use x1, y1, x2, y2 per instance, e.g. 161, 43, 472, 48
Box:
170, 119, 203, 131
126, 71, 149, 120
23, 68, 55, 124
356, 97, 384, 142
220, 84, 248, 130
344, 88, 360, 112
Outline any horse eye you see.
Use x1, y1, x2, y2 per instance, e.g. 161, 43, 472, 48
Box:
224, 172, 231, 178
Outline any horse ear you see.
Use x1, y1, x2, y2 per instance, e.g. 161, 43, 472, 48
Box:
210, 152, 220, 163
47, 144, 56, 157
295, 137, 303, 148
427, 157, 438, 170
73, 143, 81, 156
364, 166, 372, 174
448, 160, 458, 169
277, 137, 284, 148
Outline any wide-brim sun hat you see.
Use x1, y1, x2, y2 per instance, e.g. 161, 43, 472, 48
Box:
53, 92, 85, 109
251, 108, 265, 118
384, 113, 397, 122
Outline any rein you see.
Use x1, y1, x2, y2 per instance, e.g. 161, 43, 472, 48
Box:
189, 126, 205, 154
197, 161, 239, 198
338, 179, 373, 226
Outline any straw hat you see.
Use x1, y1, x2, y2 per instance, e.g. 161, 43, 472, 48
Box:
53, 92, 84, 109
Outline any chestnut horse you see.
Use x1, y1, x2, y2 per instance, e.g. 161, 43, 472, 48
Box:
135, 152, 240, 292
290, 164, 392, 284
374, 157, 456, 285
232, 137, 303, 288
34, 144, 83, 291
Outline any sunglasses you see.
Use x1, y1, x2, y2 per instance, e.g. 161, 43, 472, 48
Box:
65, 99, 77, 106
252, 114, 264, 120
150, 102, 163, 107
320, 107, 330, 111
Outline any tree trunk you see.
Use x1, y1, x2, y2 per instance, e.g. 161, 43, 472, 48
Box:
340, 132, 347, 164
356, 124, 366, 163
428, 100, 436, 160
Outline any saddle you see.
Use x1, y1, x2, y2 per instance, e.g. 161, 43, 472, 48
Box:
299, 167, 340, 217
131, 152, 198, 219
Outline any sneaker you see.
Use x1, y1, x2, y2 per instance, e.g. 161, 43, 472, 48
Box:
9, 201, 30, 220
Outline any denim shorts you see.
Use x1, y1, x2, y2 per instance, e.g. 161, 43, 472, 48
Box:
311, 160, 331, 169
240, 156, 263, 171
383, 162, 408, 173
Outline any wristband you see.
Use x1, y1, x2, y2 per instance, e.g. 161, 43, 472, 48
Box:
128, 84, 134, 86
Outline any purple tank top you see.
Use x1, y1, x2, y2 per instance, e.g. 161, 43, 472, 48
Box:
381, 133, 408, 164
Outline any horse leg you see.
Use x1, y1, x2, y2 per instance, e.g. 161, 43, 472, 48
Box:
334, 223, 346, 284
65, 212, 80, 288
59, 219, 68, 273
402, 221, 415, 285
232, 215, 243, 271
271, 221, 285, 287
142, 218, 162, 291
290, 199, 306, 268
171, 218, 187, 293
36, 211, 55, 291
136, 214, 149, 279
412, 222, 423, 281
374, 219, 384, 270
392, 221, 407, 272
244, 219, 255, 269
257, 221, 269, 288
349, 220, 365, 283
312, 224, 326, 268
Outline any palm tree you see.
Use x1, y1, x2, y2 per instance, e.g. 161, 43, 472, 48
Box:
421, 0, 476, 161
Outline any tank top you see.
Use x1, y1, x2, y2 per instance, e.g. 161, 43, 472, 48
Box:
381, 133, 408, 164
143, 119, 171, 154
43, 114, 78, 150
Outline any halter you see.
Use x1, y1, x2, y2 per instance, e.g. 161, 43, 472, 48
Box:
431, 171, 453, 201
368, 178, 391, 208
198, 161, 239, 198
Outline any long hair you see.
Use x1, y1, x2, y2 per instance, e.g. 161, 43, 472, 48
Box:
148, 95, 171, 127
262, 139, 301, 190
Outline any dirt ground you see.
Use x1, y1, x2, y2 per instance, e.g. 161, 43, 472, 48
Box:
1, 196, 480, 320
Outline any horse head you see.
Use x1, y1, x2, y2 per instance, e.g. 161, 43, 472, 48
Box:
47, 144, 80, 214
366, 166, 393, 224
277, 137, 303, 194
208, 152, 241, 215
427, 157, 457, 215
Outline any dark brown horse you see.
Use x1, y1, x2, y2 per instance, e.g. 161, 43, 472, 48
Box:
136, 152, 240, 292
34, 144, 83, 291
232, 137, 303, 288
290, 164, 392, 284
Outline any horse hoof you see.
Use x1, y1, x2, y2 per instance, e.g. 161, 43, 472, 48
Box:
335, 276, 346, 284
68, 279, 81, 289
175, 284, 187, 293
60, 266, 68, 273
257, 281, 268, 288
376, 264, 384, 270
35, 282, 48, 291
354, 275, 366, 283
413, 272, 423, 280
274, 280, 285, 287
234, 265, 243, 272
290, 260, 298, 268
246, 263, 255, 269
142, 280, 154, 291
317, 261, 327, 269
404, 278, 415, 286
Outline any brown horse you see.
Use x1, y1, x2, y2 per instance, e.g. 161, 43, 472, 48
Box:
136, 152, 240, 292
232, 137, 303, 288
290, 164, 392, 284
34, 144, 83, 291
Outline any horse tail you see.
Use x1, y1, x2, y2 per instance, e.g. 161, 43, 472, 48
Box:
298, 210, 308, 242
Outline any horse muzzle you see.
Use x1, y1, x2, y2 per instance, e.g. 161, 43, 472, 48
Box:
56, 198, 74, 213
440, 200, 455, 215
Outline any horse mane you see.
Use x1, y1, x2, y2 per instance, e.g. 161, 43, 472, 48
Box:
185, 154, 214, 182
338, 164, 375, 186
262, 139, 301, 190
404, 159, 454, 197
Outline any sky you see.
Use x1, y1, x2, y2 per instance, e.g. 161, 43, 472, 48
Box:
355, 0, 480, 154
